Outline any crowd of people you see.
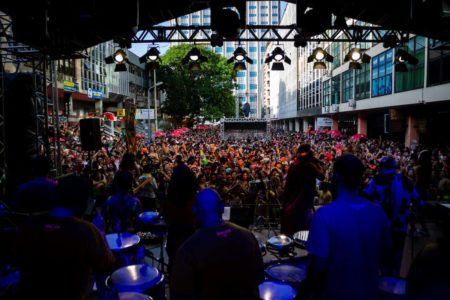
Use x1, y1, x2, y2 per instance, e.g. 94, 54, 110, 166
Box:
2, 121, 450, 300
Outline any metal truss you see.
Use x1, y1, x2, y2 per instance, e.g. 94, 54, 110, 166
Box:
0, 54, 6, 183
132, 25, 411, 43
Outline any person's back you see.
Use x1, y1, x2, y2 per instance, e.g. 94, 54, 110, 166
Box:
13, 174, 115, 300
172, 222, 263, 300
307, 197, 390, 300
171, 188, 264, 300
103, 170, 141, 233
306, 154, 391, 300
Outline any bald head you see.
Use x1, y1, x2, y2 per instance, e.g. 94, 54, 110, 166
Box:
194, 188, 224, 227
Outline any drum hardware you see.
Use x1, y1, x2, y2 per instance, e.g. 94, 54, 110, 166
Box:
266, 235, 295, 258
106, 233, 142, 267
378, 276, 406, 300
138, 212, 168, 273
293, 230, 309, 250
264, 263, 308, 287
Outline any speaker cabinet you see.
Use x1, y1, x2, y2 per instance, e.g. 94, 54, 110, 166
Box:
79, 118, 102, 151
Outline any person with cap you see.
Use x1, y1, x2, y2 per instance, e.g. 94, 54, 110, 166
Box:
170, 188, 264, 300
364, 156, 418, 276
280, 143, 325, 236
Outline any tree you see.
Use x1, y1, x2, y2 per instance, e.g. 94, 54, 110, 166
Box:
154, 44, 236, 126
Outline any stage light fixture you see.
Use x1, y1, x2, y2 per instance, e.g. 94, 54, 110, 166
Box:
268, 47, 291, 69
227, 47, 253, 71
394, 49, 418, 72
307, 47, 333, 70
210, 33, 224, 47
182, 47, 208, 70
104, 49, 129, 72
344, 48, 371, 70
383, 34, 398, 48
265, 47, 291, 71
294, 34, 307, 48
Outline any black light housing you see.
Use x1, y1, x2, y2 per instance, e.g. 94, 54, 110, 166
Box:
294, 34, 307, 48
182, 47, 208, 70
394, 49, 418, 72
211, 33, 224, 47
139, 47, 161, 63
227, 47, 253, 71
265, 47, 291, 71
344, 48, 371, 70
307, 47, 333, 70
383, 34, 398, 48
104, 49, 129, 72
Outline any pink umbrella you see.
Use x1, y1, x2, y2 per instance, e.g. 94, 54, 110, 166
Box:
179, 127, 190, 132
171, 132, 181, 138
136, 133, 145, 139
327, 129, 343, 138
196, 124, 209, 130
350, 133, 366, 141
154, 131, 166, 137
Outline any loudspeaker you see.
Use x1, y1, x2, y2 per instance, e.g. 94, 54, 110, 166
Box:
79, 118, 102, 151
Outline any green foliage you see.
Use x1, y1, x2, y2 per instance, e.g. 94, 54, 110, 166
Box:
154, 44, 236, 125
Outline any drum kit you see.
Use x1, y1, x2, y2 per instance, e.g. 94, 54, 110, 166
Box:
258, 231, 311, 300
103, 210, 168, 300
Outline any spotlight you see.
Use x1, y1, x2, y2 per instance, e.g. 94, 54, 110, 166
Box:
307, 47, 333, 69
211, 3, 246, 39
344, 48, 371, 70
294, 34, 307, 48
394, 49, 418, 72
265, 47, 291, 71
139, 47, 161, 63
383, 34, 398, 48
211, 33, 224, 47
104, 49, 129, 72
227, 47, 253, 71
182, 47, 208, 70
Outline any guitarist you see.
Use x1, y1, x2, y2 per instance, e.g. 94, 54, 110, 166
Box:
135, 164, 159, 211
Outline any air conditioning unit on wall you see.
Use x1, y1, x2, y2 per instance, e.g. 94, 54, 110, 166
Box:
348, 99, 356, 108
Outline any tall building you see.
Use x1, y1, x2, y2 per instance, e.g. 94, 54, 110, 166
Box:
170, 1, 280, 118
269, 5, 450, 146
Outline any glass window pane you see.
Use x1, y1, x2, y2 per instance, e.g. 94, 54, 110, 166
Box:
378, 77, 385, 95
372, 79, 378, 97
372, 67, 378, 78
385, 74, 392, 94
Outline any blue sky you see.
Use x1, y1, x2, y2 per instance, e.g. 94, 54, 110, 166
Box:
129, 1, 288, 57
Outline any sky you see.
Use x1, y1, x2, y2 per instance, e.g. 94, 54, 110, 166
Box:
129, 1, 289, 57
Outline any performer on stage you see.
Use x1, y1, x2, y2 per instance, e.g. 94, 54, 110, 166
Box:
280, 144, 324, 236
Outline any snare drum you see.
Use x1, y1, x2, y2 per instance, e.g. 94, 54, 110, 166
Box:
110, 264, 164, 299
265, 263, 307, 286
293, 230, 309, 249
259, 280, 297, 300
266, 235, 294, 256
106, 233, 142, 266
378, 277, 406, 300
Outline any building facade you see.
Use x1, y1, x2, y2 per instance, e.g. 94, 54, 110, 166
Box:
269, 6, 450, 146
169, 1, 280, 118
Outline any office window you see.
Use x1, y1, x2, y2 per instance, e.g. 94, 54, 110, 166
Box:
260, 13, 269, 17
428, 39, 450, 86
249, 46, 257, 52
203, 14, 210, 18
249, 21, 257, 25
249, 13, 257, 17
226, 47, 234, 53
250, 84, 257, 90
181, 23, 189, 26
238, 84, 246, 90
249, 5, 257, 9
181, 15, 188, 19
192, 22, 199, 26
261, 21, 269, 25
395, 36, 426, 92
250, 71, 257, 77
272, 13, 278, 17
215, 47, 222, 53
260, 46, 266, 53
331, 75, 341, 104
192, 15, 200, 18
271, 20, 278, 25
237, 71, 246, 77
329, 43, 341, 70
250, 96, 257, 102
355, 63, 370, 100
322, 80, 331, 106
372, 49, 393, 97
342, 70, 354, 103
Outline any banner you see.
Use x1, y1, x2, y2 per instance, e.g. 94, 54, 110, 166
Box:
124, 101, 137, 154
